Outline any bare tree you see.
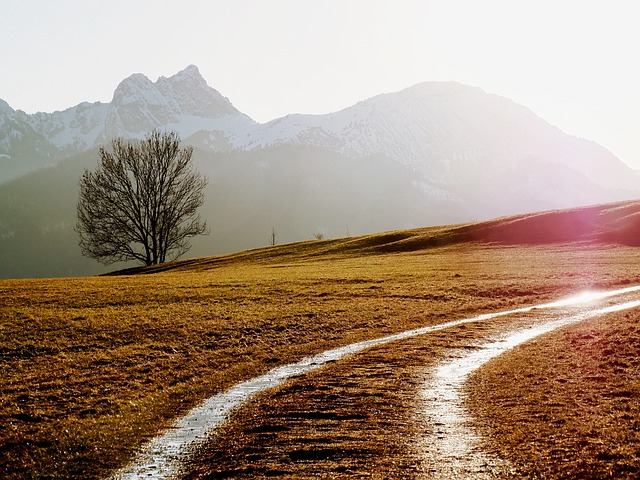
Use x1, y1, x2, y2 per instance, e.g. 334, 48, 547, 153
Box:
76, 130, 208, 266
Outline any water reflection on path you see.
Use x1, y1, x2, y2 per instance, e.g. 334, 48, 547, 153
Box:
418, 297, 640, 478
110, 286, 640, 479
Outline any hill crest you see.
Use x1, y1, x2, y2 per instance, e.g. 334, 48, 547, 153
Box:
110, 200, 640, 276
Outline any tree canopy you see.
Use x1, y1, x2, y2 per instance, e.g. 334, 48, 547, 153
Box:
76, 130, 208, 266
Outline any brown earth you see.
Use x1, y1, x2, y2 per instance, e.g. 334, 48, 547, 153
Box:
180, 320, 519, 479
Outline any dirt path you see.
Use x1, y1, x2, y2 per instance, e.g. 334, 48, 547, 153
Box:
416, 298, 640, 479
111, 287, 640, 479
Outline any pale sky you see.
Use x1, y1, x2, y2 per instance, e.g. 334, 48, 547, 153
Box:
2, 0, 639, 168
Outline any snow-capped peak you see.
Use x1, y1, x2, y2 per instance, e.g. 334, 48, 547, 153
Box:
1, 66, 638, 202
98, 65, 254, 143
110, 73, 157, 106
0, 99, 15, 115
0, 65, 258, 182
155, 64, 240, 119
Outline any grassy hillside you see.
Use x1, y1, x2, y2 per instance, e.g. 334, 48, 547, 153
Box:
2, 202, 640, 478
114, 199, 640, 276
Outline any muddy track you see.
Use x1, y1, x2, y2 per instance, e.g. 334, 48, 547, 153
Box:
114, 289, 640, 479
181, 316, 539, 479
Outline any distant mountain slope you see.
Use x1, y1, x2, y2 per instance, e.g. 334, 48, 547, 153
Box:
2, 65, 640, 278
2, 65, 639, 198
238, 82, 638, 193
0, 99, 65, 180
0, 149, 100, 278
98, 65, 255, 145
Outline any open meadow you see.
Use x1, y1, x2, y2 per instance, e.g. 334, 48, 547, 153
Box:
2, 201, 640, 478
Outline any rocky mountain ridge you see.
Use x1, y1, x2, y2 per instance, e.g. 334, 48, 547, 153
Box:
0, 65, 257, 181
2, 65, 639, 197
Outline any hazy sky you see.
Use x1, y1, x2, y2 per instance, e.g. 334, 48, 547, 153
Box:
2, 0, 639, 167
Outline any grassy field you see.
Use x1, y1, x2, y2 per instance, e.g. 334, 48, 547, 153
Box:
468, 307, 640, 478
2, 201, 640, 478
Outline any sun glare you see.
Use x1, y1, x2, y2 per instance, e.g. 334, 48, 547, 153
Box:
541, 290, 598, 309
565, 290, 600, 305
546, 286, 640, 309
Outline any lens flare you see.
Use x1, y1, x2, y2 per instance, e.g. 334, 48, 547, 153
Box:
543, 285, 640, 309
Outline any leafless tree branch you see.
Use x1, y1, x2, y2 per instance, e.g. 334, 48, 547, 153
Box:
76, 130, 208, 266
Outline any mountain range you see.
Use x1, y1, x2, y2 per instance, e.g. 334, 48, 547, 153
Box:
1, 65, 639, 278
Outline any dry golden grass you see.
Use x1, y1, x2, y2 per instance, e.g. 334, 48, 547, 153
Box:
180, 251, 640, 479
182, 320, 527, 479
468, 308, 640, 479
3, 201, 640, 478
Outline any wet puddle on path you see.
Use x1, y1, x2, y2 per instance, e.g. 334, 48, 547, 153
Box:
110, 286, 640, 479
417, 296, 640, 478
